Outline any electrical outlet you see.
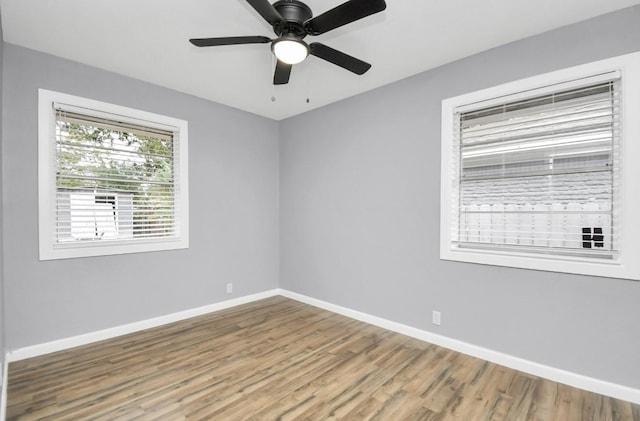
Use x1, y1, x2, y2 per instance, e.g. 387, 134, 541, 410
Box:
226, 283, 233, 294
432, 310, 441, 326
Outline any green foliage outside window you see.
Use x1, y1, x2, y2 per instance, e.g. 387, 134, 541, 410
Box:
56, 119, 175, 238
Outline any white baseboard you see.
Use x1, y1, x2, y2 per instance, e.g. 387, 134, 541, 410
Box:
4, 288, 639, 408
0, 357, 8, 421
279, 289, 640, 405
6, 289, 280, 362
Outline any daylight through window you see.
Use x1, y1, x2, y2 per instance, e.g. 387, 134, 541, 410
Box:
55, 109, 177, 243
440, 53, 640, 280
453, 79, 619, 259
39, 90, 189, 260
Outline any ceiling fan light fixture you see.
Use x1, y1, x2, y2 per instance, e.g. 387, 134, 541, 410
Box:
272, 37, 308, 64
189, 0, 388, 85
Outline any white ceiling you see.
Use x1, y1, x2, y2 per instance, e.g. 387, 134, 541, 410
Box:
2, 0, 639, 120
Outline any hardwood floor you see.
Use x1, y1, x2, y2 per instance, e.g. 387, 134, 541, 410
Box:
7, 296, 640, 420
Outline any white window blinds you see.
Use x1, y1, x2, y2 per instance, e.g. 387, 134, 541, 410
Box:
54, 106, 181, 245
451, 74, 620, 259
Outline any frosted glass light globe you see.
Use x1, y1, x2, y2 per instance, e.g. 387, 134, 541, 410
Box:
273, 38, 308, 64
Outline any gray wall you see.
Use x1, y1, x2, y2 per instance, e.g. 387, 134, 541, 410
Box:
3, 3, 640, 394
0, 11, 5, 381
2, 44, 280, 350
280, 6, 640, 389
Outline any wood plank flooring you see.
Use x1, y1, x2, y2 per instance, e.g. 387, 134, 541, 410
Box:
7, 296, 640, 420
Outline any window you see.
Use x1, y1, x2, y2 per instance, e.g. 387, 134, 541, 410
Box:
39, 90, 189, 260
440, 52, 640, 280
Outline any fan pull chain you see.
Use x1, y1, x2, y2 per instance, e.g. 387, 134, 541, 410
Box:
305, 59, 310, 104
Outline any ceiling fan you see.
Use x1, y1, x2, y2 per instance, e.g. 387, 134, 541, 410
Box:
189, 0, 387, 85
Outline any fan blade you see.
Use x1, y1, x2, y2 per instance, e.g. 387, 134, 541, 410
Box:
309, 43, 371, 75
189, 36, 271, 47
273, 60, 292, 85
304, 0, 386, 36
246, 0, 285, 27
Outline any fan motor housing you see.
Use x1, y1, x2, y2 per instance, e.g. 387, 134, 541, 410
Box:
273, 0, 312, 37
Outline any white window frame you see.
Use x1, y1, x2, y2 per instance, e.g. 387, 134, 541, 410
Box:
440, 52, 640, 280
38, 89, 189, 260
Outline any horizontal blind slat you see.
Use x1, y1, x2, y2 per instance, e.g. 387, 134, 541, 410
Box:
453, 78, 619, 256
55, 107, 179, 245
56, 109, 175, 141
57, 175, 174, 186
